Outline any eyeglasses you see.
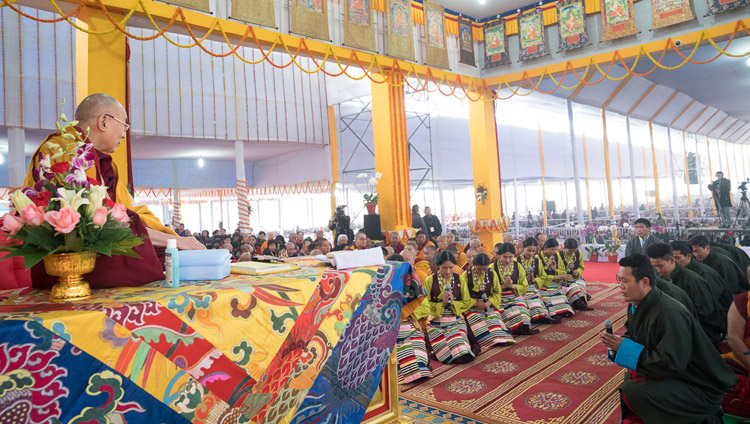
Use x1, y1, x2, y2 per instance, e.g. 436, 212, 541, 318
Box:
103, 114, 130, 131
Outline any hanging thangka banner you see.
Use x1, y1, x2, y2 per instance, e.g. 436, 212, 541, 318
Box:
231, 0, 275, 28
388, 0, 415, 61
651, 0, 695, 30
484, 20, 510, 68
518, 9, 547, 61
600, 0, 638, 41
557, 0, 589, 51
291, 0, 330, 41
705, 0, 747, 15
458, 17, 476, 66
164, 0, 209, 13
423, 1, 450, 69
344, 0, 376, 52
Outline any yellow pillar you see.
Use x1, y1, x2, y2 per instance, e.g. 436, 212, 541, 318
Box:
371, 72, 411, 232
682, 132, 693, 218
601, 109, 615, 218
537, 125, 548, 228
76, 10, 130, 187
582, 132, 592, 220
648, 122, 662, 214
328, 106, 339, 217
469, 93, 503, 248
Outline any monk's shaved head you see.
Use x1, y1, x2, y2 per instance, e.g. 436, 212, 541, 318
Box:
75, 93, 124, 124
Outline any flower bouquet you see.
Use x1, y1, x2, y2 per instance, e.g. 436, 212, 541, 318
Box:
357, 172, 382, 214
0, 102, 143, 299
475, 184, 488, 204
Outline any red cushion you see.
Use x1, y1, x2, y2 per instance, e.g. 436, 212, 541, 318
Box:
0, 233, 32, 289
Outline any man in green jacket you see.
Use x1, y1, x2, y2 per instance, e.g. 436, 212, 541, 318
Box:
689, 235, 749, 294
647, 243, 724, 346
600, 254, 736, 423
672, 240, 733, 319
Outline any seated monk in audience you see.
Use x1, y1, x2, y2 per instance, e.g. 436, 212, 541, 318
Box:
600, 254, 736, 424
437, 236, 467, 268
462, 247, 478, 272
410, 246, 429, 282
24, 93, 204, 288
346, 231, 367, 251
722, 269, 750, 417
503, 234, 514, 244
446, 231, 464, 254
415, 231, 435, 259
318, 238, 332, 255
464, 232, 493, 257
388, 231, 405, 254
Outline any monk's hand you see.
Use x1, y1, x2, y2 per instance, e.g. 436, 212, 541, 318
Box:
599, 332, 622, 353
177, 236, 206, 250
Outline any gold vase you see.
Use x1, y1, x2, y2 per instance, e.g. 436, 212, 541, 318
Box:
43, 251, 97, 301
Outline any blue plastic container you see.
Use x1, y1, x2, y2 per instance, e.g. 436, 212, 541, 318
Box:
177, 250, 231, 281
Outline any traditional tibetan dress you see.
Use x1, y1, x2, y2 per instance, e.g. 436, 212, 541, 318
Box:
516, 255, 554, 321
396, 272, 431, 384
534, 253, 575, 317
558, 250, 589, 305
412, 273, 479, 364
461, 268, 515, 347
492, 261, 534, 332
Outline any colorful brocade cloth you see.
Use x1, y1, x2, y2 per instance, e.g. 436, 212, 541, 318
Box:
0, 260, 414, 423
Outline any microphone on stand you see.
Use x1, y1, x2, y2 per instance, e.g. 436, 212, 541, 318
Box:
604, 319, 614, 360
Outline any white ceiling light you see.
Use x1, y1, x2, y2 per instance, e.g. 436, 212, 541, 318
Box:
0, 153, 4, 165
197, 156, 204, 168
746, 56, 750, 67
479, 0, 485, 4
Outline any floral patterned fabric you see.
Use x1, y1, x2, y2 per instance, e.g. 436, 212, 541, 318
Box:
0, 260, 412, 423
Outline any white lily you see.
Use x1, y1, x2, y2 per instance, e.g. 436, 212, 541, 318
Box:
368, 177, 378, 186
356, 173, 368, 180
9, 190, 34, 211
86, 185, 109, 218
374, 172, 382, 179
53, 187, 90, 212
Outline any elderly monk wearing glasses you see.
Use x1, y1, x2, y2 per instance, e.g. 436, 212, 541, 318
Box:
24, 93, 205, 289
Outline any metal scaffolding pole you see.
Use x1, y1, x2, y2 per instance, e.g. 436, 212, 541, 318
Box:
626, 116, 640, 219
513, 179, 520, 237
694, 135, 706, 219
567, 100, 585, 226
667, 128, 680, 227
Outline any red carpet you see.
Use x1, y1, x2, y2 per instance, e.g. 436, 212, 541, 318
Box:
582, 260, 620, 285
400, 265, 625, 424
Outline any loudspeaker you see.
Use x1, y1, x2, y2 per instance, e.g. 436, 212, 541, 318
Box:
364, 214, 382, 240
